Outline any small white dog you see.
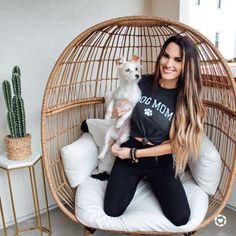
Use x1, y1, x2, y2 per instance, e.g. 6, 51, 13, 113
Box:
98, 55, 141, 160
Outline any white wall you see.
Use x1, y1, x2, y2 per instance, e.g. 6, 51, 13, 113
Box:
0, 0, 151, 228
179, 0, 236, 59
150, 0, 180, 20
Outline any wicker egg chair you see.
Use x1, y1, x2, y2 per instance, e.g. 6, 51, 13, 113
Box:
41, 16, 236, 235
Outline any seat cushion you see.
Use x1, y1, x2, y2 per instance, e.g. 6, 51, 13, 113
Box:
75, 171, 208, 232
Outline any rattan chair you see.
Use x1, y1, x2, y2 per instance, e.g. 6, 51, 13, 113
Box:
41, 16, 236, 236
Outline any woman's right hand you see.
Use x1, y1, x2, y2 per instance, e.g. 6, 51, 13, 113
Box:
112, 99, 131, 118
110, 142, 131, 160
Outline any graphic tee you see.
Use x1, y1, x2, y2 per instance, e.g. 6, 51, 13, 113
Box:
130, 74, 177, 145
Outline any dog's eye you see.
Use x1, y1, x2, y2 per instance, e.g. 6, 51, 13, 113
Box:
125, 69, 130, 72
135, 67, 138, 71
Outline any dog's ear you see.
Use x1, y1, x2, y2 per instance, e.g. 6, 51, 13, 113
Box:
115, 57, 126, 67
132, 55, 141, 63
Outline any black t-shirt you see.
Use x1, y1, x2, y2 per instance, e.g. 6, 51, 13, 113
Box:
130, 74, 177, 145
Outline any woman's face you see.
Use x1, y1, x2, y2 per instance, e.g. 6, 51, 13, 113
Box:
160, 42, 183, 82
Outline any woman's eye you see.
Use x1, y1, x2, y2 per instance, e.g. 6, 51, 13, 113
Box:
163, 53, 169, 58
125, 69, 130, 72
175, 58, 182, 62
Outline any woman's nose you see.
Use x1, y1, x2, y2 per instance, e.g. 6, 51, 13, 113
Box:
165, 58, 174, 67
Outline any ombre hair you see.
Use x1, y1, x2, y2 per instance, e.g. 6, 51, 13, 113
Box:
153, 35, 206, 175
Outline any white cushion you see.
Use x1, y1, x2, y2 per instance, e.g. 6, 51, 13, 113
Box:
60, 133, 99, 188
86, 119, 115, 173
188, 133, 221, 195
75, 171, 209, 232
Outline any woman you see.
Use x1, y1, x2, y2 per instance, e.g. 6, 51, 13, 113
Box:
104, 35, 205, 227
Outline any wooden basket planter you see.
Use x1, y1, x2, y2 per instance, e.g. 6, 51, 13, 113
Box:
5, 134, 32, 160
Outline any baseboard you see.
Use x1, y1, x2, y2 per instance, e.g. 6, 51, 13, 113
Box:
226, 204, 236, 212
0, 204, 58, 230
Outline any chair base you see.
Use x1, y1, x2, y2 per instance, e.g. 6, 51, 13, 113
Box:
184, 231, 197, 236
83, 226, 96, 236
82, 227, 197, 236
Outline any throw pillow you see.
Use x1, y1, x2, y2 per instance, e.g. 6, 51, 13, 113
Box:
188, 133, 221, 195
86, 118, 116, 173
61, 133, 99, 188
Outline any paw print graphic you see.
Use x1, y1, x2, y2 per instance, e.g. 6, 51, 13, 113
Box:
144, 108, 152, 116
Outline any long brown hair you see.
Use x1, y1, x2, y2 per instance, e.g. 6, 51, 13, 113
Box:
153, 35, 205, 175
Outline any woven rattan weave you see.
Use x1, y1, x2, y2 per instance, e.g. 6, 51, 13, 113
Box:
41, 16, 236, 235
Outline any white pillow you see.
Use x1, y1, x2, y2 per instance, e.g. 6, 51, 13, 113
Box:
188, 133, 221, 195
61, 133, 99, 188
86, 118, 116, 173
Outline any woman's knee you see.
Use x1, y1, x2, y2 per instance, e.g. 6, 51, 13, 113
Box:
167, 207, 191, 226
104, 201, 125, 217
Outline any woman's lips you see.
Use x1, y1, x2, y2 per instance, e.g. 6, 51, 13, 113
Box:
162, 67, 175, 73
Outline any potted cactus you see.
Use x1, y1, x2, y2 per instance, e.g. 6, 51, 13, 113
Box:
2, 66, 31, 160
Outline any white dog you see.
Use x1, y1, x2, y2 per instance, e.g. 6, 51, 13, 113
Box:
98, 55, 141, 160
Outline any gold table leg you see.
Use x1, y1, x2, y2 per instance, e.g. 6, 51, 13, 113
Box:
41, 161, 52, 235
6, 170, 19, 236
29, 166, 43, 236
0, 197, 8, 236
28, 159, 52, 235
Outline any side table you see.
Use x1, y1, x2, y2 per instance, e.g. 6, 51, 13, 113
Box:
0, 153, 51, 235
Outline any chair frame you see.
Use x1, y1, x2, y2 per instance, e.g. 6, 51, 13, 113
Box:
41, 16, 236, 235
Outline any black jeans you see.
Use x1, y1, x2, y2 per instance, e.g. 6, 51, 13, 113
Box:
104, 136, 190, 226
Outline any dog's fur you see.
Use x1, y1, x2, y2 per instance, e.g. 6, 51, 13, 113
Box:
98, 55, 141, 159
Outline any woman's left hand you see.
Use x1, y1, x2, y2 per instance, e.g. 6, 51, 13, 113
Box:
111, 143, 131, 160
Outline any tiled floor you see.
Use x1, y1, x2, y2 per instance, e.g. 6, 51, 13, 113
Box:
1, 207, 235, 235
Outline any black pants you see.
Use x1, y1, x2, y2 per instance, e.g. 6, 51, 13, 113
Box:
104, 136, 190, 226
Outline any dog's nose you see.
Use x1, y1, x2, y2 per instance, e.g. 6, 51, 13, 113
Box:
135, 74, 140, 79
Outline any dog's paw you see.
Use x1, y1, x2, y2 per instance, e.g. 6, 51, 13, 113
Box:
116, 120, 123, 129
105, 114, 112, 120
98, 153, 104, 159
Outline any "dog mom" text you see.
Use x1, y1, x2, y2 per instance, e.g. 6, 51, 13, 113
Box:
139, 96, 174, 121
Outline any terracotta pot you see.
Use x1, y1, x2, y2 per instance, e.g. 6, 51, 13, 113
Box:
4, 134, 32, 160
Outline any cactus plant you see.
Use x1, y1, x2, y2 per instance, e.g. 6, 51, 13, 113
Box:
12, 65, 21, 77
2, 80, 17, 138
2, 66, 27, 138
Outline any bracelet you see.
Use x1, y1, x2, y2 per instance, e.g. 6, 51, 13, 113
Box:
130, 148, 138, 163
172, 153, 176, 168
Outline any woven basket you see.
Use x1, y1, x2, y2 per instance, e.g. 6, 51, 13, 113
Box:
41, 16, 236, 235
5, 134, 32, 160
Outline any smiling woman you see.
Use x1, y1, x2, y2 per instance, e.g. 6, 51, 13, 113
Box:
103, 35, 205, 228
159, 42, 183, 88
152, 35, 205, 175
